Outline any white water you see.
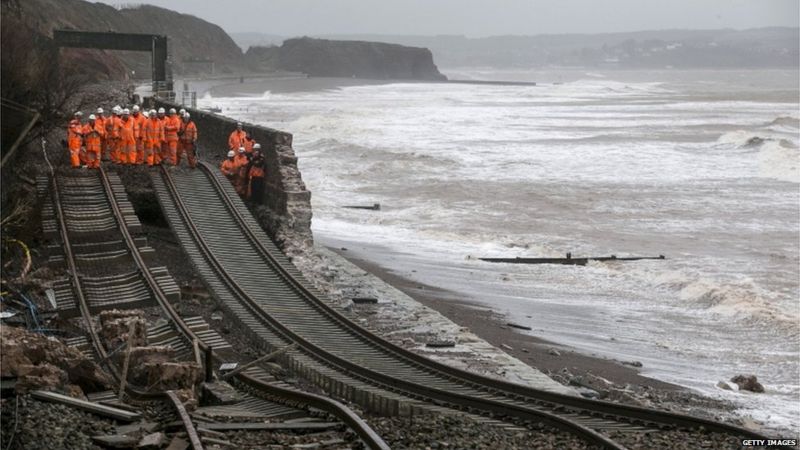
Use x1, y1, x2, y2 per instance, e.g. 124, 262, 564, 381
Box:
199, 69, 800, 433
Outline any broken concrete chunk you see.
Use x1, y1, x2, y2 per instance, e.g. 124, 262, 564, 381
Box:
99, 310, 148, 349
201, 381, 243, 406
143, 362, 201, 392
137, 432, 167, 449
165, 437, 189, 450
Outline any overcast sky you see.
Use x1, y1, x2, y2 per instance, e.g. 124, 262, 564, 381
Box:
116, 0, 798, 37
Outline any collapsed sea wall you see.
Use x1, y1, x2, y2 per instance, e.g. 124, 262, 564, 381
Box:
152, 99, 313, 252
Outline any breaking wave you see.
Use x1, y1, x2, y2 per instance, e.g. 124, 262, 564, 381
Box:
651, 271, 799, 332
759, 141, 800, 182
767, 116, 800, 129
715, 130, 792, 149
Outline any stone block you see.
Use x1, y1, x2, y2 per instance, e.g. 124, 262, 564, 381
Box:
201, 381, 242, 406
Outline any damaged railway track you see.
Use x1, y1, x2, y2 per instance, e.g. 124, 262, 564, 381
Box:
150, 161, 781, 450
44, 166, 389, 450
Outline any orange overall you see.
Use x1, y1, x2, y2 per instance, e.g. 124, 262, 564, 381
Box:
163, 115, 181, 165
157, 117, 168, 164
67, 119, 83, 168
118, 117, 137, 164
243, 138, 255, 154
132, 113, 146, 164
104, 116, 119, 162
82, 122, 105, 169
178, 120, 198, 167
228, 129, 246, 151
142, 117, 163, 166
220, 158, 238, 189
233, 153, 249, 196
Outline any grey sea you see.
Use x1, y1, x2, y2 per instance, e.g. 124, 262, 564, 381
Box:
200, 68, 800, 432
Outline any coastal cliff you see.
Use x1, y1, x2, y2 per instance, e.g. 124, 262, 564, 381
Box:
2, 0, 245, 78
246, 37, 447, 80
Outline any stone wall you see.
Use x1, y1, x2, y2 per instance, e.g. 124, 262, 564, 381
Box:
151, 99, 312, 252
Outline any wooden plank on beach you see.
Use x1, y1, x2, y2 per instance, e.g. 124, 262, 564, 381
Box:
31, 390, 141, 422
479, 254, 665, 266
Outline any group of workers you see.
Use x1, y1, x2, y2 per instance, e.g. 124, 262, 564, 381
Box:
66, 105, 198, 169
221, 122, 266, 203
66, 109, 266, 202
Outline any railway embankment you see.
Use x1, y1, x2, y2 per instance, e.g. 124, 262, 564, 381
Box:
152, 100, 313, 254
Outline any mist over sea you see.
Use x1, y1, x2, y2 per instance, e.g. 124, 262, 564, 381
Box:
200, 68, 800, 432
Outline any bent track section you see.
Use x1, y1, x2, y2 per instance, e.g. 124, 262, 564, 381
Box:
153, 162, 779, 450
47, 167, 389, 450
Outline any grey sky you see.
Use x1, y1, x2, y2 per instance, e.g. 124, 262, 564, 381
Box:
115, 0, 798, 37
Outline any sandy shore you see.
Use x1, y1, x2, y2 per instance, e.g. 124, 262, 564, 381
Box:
327, 247, 679, 390
308, 244, 742, 424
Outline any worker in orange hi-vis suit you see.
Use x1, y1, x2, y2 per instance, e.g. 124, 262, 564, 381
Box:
93, 108, 104, 163
178, 113, 198, 168
131, 105, 146, 164
163, 108, 181, 165
106, 105, 122, 163
67, 111, 84, 168
228, 122, 246, 151
82, 114, 105, 169
243, 133, 256, 154
156, 107, 168, 164
233, 146, 250, 196
118, 108, 137, 164
142, 110, 162, 166
220, 150, 238, 186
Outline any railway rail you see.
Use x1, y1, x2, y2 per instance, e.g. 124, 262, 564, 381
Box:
45, 166, 389, 450
152, 161, 781, 450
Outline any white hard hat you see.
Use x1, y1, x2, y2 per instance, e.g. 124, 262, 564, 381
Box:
74, 111, 83, 117
227, 150, 235, 157
132, 105, 140, 112
236, 122, 242, 127
113, 105, 121, 113
143, 111, 149, 118
96, 107, 104, 114
150, 109, 157, 115
253, 143, 261, 149
169, 108, 176, 114
179, 108, 186, 113
238, 147, 245, 153
158, 107, 166, 114
88, 114, 96, 120
122, 108, 130, 115
184, 113, 190, 119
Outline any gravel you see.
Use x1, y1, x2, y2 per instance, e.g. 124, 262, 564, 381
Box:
0, 395, 116, 450
365, 413, 597, 450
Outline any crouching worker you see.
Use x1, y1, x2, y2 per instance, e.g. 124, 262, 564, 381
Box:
220, 150, 238, 188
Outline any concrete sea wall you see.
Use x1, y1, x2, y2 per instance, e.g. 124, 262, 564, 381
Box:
152, 98, 313, 252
